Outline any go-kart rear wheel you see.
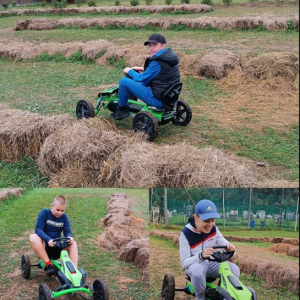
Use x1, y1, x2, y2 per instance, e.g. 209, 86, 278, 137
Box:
171, 99, 192, 126
133, 111, 158, 142
76, 99, 95, 119
21, 254, 31, 279
92, 279, 109, 300
162, 274, 175, 300
39, 283, 52, 300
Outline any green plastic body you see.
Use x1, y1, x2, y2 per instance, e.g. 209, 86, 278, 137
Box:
95, 86, 174, 123
186, 261, 253, 300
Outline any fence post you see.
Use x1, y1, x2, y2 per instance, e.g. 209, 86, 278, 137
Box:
222, 188, 225, 230
164, 188, 169, 226
295, 196, 299, 232
248, 188, 252, 229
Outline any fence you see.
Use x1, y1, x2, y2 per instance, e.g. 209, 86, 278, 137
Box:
149, 188, 299, 230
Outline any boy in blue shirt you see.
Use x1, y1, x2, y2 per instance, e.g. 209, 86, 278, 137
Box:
112, 33, 181, 120
29, 195, 78, 276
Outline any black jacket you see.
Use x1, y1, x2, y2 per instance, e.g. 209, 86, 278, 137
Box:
144, 48, 180, 100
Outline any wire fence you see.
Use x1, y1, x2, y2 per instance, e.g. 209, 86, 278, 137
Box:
150, 188, 299, 230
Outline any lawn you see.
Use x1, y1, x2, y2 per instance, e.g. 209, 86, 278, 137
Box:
0, 188, 149, 300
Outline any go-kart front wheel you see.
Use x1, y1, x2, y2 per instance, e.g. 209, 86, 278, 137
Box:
171, 100, 192, 126
21, 254, 31, 279
162, 274, 175, 300
39, 283, 52, 300
93, 279, 109, 300
76, 99, 95, 119
133, 111, 158, 141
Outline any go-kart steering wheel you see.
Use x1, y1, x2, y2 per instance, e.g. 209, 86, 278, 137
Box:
52, 237, 71, 250
208, 245, 235, 263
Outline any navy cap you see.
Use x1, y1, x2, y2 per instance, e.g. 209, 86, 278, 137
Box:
195, 199, 220, 220
144, 33, 166, 46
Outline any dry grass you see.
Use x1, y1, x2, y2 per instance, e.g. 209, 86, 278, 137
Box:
0, 109, 74, 161
270, 243, 299, 257
0, 188, 23, 201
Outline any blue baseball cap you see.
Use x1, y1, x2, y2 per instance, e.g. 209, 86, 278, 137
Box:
195, 199, 220, 220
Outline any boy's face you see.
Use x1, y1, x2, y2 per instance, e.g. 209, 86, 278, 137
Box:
51, 203, 66, 218
195, 215, 215, 233
148, 42, 166, 56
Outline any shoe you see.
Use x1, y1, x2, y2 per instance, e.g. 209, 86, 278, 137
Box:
111, 105, 130, 120
46, 264, 55, 277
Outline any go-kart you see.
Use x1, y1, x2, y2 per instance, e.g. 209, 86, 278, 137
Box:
76, 80, 192, 141
162, 246, 257, 300
21, 237, 109, 300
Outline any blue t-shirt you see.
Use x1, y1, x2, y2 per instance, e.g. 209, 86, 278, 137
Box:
35, 208, 72, 244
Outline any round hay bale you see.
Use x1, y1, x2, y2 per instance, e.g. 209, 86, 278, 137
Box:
27, 18, 58, 30
103, 213, 131, 227
0, 109, 74, 162
178, 53, 202, 76
134, 247, 149, 269
270, 243, 299, 257
198, 49, 239, 79
0, 188, 23, 202
13, 20, 30, 31
98, 223, 141, 250
240, 52, 299, 80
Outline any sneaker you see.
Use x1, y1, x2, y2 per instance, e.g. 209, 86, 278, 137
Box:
46, 264, 55, 277
111, 106, 130, 120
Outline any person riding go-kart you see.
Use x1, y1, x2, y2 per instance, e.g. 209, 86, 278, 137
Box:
76, 33, 192, 141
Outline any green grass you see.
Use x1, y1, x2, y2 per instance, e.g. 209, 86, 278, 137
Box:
0, 188, 149, 300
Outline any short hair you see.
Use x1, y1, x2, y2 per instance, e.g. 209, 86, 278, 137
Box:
53, 195, 67, 206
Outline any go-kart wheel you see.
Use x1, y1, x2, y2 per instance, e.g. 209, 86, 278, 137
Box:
171, 99, 192, 126
76, 99, 95, 119
162, 274, 175, 300
21, 254, 31, 279
39, 283, 52, 300
92, 279, 109, 300
133, 111, 158, 142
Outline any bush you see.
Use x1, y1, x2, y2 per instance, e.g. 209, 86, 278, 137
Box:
201, 0, 213, 5
51, 0, 68, 8
12, 1, 17, 7
75, 0, 83, 6
165, 0, 173, 5
222, 0, 232, 6
87, 0, 96, 6
130, 0, 139, 5
2, 3, 9, 9
180, 0, 190, 3
115, 0, 120, 4
145, 0, 153, 4
287, 19, 295, 30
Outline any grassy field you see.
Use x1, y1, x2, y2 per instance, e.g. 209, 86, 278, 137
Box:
149, 234, 299, 300
0, 1, 299, 186
0, 188, 149, 300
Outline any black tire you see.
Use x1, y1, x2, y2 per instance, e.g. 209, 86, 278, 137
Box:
171, 99, 192, 126
133, 111, 158, 142
162, 274, 175, 300
93, 279, 109, 300
21, 254, 31, 279
76, 99, 95, 119
39, 283, 52, 300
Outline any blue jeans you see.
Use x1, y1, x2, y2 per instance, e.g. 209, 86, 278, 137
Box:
118, 78, 163, 108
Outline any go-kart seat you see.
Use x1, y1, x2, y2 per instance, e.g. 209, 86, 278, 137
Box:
185, 274, 216, 283
148, 82, 183, 111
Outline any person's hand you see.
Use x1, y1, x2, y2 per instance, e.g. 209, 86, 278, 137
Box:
226, 243, 236, 252
67, 237, 74, 245
131, 66, 144, 72
48, 240, 56, 247
123, 67, 131, 74
201, 248, 215, 258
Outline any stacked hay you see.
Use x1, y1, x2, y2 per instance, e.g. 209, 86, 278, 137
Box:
0, 109, 74, 161
119, 238, 149, 281
178, 52, 202, 76
98, 193, 142, 250
198, 49, 239, 79
151, 230, 180, 246
241, 52, 299, 80
270, 243, 299, 258
231, 254, 299, 294
0, 188, 23, 202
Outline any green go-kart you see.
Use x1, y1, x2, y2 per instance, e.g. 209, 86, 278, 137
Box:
162, 246, 257, 300
76, 80, 192, 141
21, 237, 109, 300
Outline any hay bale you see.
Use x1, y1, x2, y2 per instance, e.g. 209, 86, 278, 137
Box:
241, 52, 299, 80
0, 188, 23, 202
282, 238, 299, 246
103, 213, 131, 227
178, 52, 202, 75
98, 223, 141, 250
81, 40, 113, 60
0, 109, 74, 161
27, 18, 58, 30
151, 230, 180, 246
270, 243, 299, 257
198, 49, 239, 79
13, 20, 31, 31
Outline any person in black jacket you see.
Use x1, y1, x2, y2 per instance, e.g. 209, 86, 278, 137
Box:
112, 33, 181, 120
